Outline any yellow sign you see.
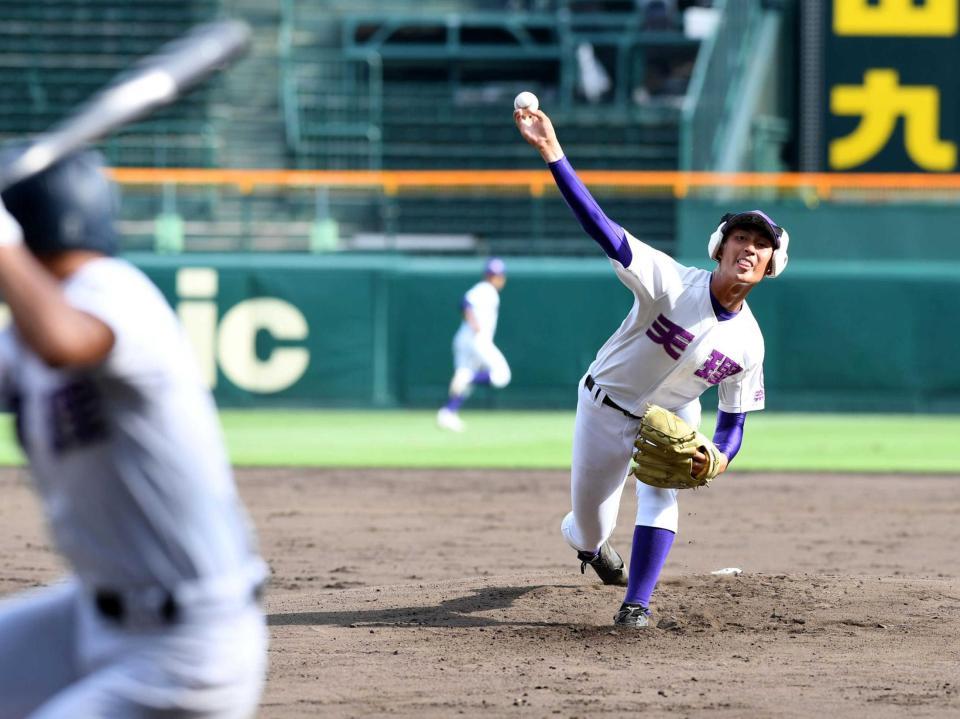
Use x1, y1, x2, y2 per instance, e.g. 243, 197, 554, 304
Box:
830, 69, 956, 170
834, 0, 958, 37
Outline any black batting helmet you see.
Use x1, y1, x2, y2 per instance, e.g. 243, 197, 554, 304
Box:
1, 148, 119, 257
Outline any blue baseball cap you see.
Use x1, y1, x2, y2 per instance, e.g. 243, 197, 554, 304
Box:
485, 257, 506, 276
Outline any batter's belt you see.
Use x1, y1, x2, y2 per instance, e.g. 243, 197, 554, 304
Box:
92, 559, 269, 627
94, 581, 264, 627
584, 375, 641, 420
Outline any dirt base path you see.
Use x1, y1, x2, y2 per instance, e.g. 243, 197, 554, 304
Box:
1, 468, 958, 717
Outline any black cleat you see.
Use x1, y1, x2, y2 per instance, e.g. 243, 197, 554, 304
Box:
614, 603, 651, 628
577, 541, 628, 586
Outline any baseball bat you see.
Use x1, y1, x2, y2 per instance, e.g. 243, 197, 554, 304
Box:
0, 18, 252, 190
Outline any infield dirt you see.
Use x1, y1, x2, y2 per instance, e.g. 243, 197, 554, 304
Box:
1, 468, 958, 718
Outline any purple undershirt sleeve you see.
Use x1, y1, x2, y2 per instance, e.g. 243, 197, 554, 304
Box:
712, 410, 746, 462
548, 156, 632, 265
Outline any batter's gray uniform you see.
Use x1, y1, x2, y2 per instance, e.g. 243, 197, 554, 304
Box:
0, 257, 267, 718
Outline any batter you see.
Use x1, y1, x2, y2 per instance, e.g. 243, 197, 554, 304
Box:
515, 106, 790, 627
0, 151, 267, 716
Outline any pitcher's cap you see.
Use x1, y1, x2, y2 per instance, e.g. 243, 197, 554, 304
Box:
722, 210, 783, 249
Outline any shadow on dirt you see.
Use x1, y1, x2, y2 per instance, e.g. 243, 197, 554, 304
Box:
267, 584, 579, 628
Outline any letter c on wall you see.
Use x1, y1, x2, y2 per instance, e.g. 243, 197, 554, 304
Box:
217, 298, 310, 393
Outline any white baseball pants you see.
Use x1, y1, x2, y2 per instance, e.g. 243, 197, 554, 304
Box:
0, 579, 267, 719
561, 375, 701, 553
452, 329, 511, 389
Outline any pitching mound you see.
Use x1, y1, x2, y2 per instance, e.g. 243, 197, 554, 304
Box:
2, 467, 959, 716
265, 571, 959, 717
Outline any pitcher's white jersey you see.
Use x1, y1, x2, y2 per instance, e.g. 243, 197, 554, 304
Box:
0, 257, 263, 591
588, 233, 766, 416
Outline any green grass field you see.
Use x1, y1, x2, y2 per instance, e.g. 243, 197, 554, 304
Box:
0, 411, 951, 473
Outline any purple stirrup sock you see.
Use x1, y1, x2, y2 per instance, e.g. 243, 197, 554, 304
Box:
624, 525, 675, 607
444, 395, 465, 412
472, 369, 491, 386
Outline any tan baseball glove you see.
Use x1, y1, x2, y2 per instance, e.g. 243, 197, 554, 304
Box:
630, 404, 724, 490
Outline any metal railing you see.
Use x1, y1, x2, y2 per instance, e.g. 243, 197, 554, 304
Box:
108, 166, 960, 254
680, 0, 764, 170
111, 167, 960, 197
279, 0, 384, 170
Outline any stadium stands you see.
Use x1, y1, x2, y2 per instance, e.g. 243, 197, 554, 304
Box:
0, 0, 222, 168
394, 194, 676, 255
275, 0, 705, 251
1, 0, 766, 254
281, 3, 696, 169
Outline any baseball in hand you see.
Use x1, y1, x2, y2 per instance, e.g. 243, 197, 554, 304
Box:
514, 91, 539, 112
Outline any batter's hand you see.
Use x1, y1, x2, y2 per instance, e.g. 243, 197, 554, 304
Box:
514, 109, 564, 163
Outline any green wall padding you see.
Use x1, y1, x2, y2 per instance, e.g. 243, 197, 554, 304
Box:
129, 253, 960, 412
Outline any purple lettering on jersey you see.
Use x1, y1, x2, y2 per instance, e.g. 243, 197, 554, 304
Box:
645, 314, 695, 360
48, 380, 109, 454
694, 350, 743, 385
6, 390, 27, 455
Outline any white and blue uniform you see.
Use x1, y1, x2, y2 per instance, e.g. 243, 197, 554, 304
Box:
0, 258, 267, 718
452, 279, 510, 387
564, 231, 765, 549
438, 259, 511, 431
547, 154, 782, 616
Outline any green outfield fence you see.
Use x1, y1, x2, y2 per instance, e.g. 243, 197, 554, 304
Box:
110, 252, 960, 413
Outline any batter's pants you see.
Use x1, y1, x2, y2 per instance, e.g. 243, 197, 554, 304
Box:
561, 375, 701, 553
0, 578, 267, 718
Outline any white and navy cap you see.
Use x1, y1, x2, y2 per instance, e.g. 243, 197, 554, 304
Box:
719, 210, 784, 248
485, 257, 506, 276
707, 210, 791, 278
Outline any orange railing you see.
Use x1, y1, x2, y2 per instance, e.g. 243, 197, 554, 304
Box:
107, 168, 960, 199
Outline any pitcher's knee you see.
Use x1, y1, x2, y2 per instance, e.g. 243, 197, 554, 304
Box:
561, 510, 608, 553
561, 512, 586, 551
634, 482, 679, 531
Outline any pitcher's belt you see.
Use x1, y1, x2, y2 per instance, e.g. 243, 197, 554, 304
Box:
584, 375, 641, 420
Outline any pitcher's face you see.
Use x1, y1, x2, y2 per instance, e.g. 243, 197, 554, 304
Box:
716, 227, 774, 285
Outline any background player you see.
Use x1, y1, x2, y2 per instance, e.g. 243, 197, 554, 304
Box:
515, 105, 789, 627
437, 257, 511, 432
0, 150, 267, 717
